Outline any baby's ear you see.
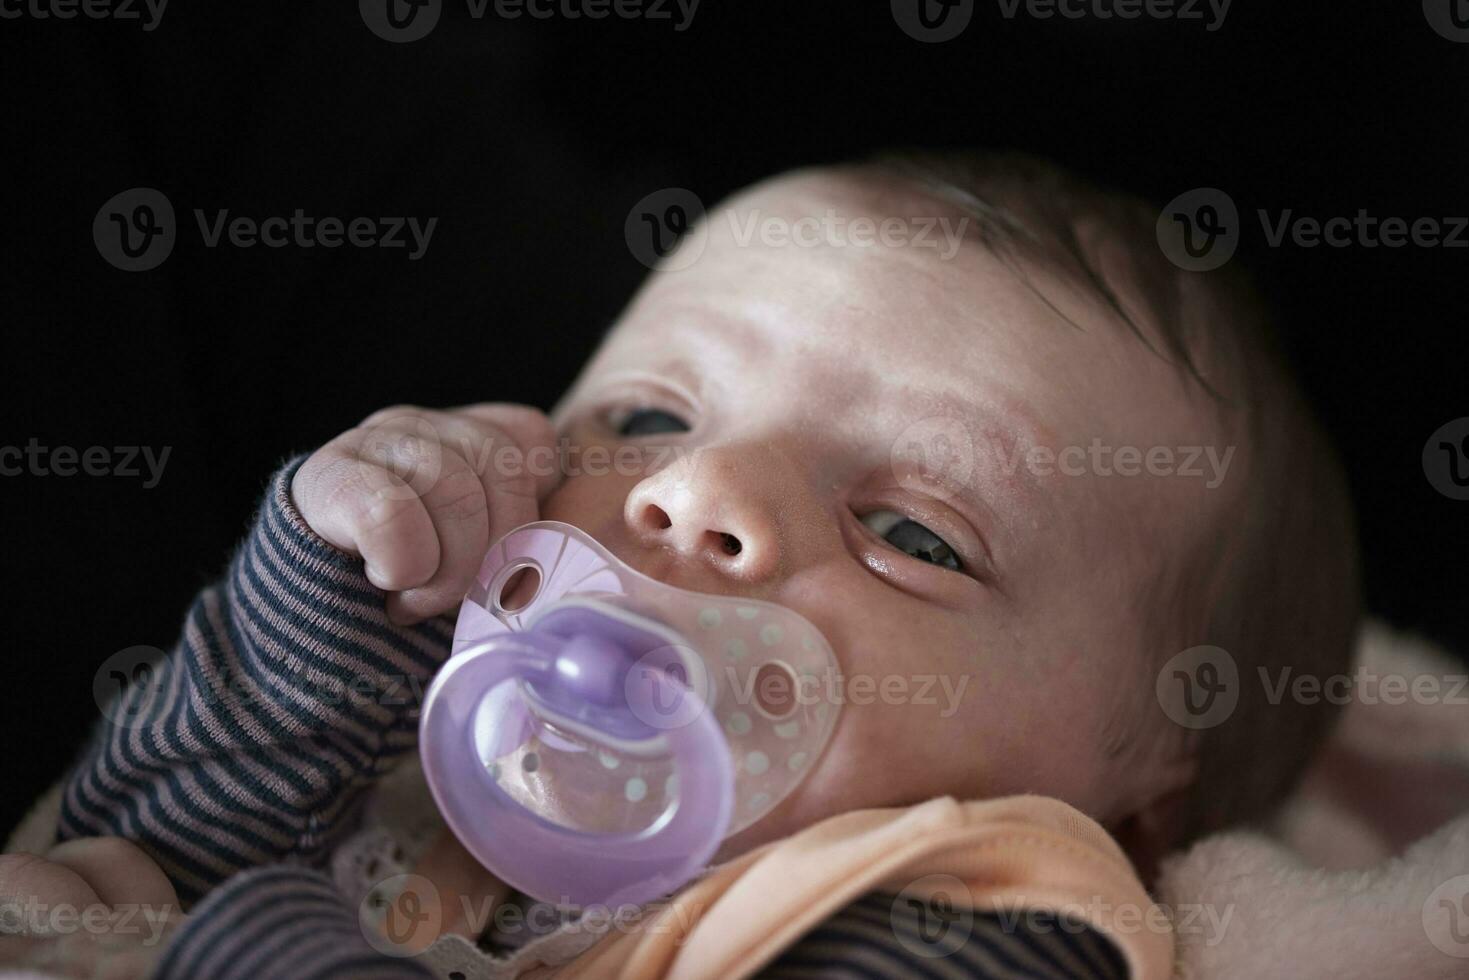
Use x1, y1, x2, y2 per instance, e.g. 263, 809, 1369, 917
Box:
1109, 749, 1199, 887
1110, 787, 1193, 888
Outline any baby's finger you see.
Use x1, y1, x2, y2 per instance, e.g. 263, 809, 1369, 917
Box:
387, 407, 554, 619
385, 447, 491, 624
450, 403, 563, 503
0, 853, 100, 919
293, 443, 441, 592
45, 837, 179, 911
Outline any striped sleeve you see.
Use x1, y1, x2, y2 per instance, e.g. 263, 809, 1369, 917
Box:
759, 893, 1129, 980
153, 865, 433, 980
58, 457, 455, 906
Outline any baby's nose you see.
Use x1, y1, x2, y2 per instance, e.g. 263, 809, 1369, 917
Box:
623, 451, 781, 581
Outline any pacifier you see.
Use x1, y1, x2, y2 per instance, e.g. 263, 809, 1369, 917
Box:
418, 522, 842, 909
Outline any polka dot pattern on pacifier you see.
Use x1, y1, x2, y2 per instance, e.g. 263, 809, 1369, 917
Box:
649, 595, 842, 834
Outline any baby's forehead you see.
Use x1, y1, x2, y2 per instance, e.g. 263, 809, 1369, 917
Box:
620, 169, 1197, 419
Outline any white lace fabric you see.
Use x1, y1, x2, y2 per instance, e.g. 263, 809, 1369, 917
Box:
332, 758, 607, 980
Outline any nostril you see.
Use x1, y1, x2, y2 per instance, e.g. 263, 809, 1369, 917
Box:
719, 533, 742, 556
643, 505, 673, 531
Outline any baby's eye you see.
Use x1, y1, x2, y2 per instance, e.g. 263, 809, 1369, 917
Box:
860, 510, 962, 572
616, 407, 690, 437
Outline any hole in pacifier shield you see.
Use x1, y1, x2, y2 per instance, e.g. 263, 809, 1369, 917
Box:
359, 873, 443, 957
496, 565, 541, 612
624, 647, 712, 731
752, 661, 798, 720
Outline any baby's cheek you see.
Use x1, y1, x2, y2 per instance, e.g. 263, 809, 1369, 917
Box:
810, 690, 986, 811
539, 471, 632, 534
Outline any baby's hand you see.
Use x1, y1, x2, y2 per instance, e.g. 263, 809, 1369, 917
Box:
0, 838, 183, 979
292, 404, 560, 624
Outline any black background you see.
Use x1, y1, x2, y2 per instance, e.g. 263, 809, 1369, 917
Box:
2, 2, 1466, 835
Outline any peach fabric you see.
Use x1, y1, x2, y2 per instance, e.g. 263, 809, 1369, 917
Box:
541, 795, 1173, 980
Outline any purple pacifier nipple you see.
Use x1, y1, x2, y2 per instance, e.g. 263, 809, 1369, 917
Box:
420, 599, 734, 909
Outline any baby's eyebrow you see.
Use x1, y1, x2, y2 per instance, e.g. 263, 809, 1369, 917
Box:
883, 383, 1054, 520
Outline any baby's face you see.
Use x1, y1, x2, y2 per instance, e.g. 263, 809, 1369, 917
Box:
544, 172, 1220, 854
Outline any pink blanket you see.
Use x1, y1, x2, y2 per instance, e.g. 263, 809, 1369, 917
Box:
1155, 620, 1469, 978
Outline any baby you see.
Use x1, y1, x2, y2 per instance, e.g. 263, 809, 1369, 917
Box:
5, 151, 1359, 978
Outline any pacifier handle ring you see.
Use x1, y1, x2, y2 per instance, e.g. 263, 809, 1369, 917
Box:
419, 635, 735, 909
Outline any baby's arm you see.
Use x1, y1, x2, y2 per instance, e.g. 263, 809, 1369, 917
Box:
57, 405, 558, 905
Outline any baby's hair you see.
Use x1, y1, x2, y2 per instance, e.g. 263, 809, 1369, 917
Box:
854, 149, 1362, 846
